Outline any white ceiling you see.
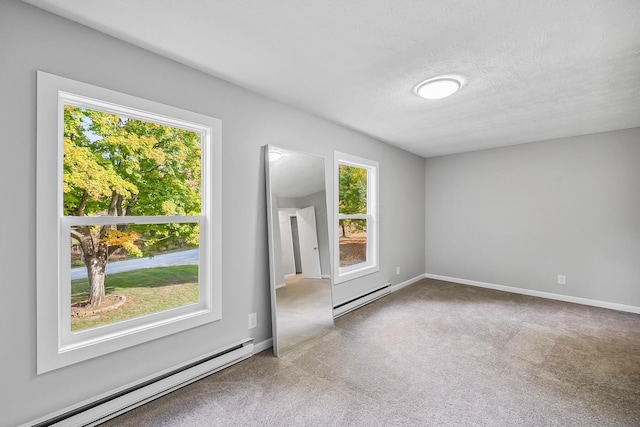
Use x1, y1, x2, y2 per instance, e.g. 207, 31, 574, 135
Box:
24, 0, 640, 157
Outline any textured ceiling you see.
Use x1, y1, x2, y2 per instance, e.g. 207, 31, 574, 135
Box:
24, 0, 640, 157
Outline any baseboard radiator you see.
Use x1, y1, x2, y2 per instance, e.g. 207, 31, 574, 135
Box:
333, 283, 392, 318
29, 338, 254, 427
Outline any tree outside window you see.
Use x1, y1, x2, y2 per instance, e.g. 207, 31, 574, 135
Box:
334, 152, 379, 284
37, 71, 221, 373
338, 164, 368, 267
64, 105, 202, 330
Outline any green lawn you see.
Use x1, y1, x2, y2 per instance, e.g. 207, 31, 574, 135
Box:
71, 265, 199, 331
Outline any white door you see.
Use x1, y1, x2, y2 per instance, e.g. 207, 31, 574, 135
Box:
296, 206, 322, 279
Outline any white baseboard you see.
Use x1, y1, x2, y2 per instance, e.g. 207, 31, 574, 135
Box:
391, 274, 427, 292
24, 339, 254, 427
253, 338, 273, 354
424, 273, 640, 314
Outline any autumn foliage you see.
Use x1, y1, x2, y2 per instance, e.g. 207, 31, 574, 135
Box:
64, 105, 202, 306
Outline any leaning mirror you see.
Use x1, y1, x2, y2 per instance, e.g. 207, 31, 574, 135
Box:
264, 145, 334, 356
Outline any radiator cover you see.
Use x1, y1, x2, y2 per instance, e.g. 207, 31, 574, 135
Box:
26, 338, 254, 427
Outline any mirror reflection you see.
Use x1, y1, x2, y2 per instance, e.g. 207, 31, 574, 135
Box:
264, 145, 334, 356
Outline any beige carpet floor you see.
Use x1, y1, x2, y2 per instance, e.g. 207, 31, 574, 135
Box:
101, 279, 640, 426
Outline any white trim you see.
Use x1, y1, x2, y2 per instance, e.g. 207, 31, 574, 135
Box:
36, 71, 223, 373
424, 273, 640, 314
253, 338, 273, 354
333, 152, 379, 284
60, 215, 202, 226
391, 274, 427, 292
22, 339, 253, 427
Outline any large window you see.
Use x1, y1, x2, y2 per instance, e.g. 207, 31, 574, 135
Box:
37, 72, 222, 373
334, 152, 378, 283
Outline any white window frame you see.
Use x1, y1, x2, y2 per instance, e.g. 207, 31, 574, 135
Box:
334, 152, 379, 284
36, 71, 222, 373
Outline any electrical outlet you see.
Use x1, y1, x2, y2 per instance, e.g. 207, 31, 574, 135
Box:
396, 266, 401, 275
248, 313, 257, 329
557, 275, 566, 285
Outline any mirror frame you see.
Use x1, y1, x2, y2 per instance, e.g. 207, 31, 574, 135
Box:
264, 145, 334, 356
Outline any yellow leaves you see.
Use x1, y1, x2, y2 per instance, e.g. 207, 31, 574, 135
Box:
85, 110, 120, 136
101, 229, 143, 257
64, 138, 138, 200
147, 144, 166, 165
161, 200, 179, 216
184, 223, 200, 246
63, 106, 202, 215
64, 138, 114, 198
102, 133, 156, 153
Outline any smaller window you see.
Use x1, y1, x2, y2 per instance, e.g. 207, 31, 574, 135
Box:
334, 152, 379, 283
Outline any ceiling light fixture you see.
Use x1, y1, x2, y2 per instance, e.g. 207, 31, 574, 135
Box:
415, 75, 466, 100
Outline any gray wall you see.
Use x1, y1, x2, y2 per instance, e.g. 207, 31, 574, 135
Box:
425, 128, 640, 307
0, 1, 425, 425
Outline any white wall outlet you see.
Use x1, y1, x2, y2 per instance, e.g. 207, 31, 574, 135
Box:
248, 312, 257, 329
557, 275, 567, 285
396, 266, 401, 275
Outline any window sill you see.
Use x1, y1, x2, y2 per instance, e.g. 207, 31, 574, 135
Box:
335, 263, 379, 284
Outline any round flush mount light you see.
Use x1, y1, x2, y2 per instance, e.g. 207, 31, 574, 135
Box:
415, 75, 466, 100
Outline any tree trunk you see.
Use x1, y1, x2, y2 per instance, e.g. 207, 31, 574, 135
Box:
77, 227, 109, 306
86, 255, 107, 306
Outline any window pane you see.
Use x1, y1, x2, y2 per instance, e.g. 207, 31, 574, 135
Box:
70, 222, 199, 331
339, 164, 367, 215
338, 218, 367, 267
63, 105, 202, 217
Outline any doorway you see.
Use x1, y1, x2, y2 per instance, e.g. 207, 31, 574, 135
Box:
289, 216, 302, 274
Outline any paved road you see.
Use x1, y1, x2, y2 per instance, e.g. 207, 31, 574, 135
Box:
71, 249, 199, 280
